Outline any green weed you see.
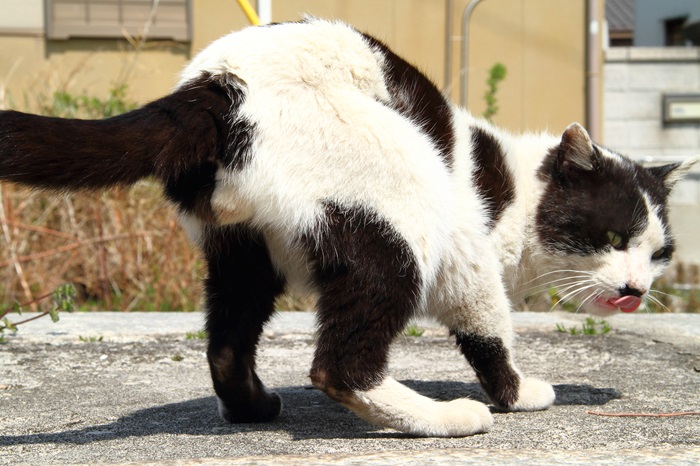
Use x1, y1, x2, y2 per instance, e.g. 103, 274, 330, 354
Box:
186, 329, 208, 340
42, 85, 136, 119
403, 324, 425, 337
482, 63, 507, 122
78, 335, 104, 343
0, 284, 76, 343
556, 317, 612, 336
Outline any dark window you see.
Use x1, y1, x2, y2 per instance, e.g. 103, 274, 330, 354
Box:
665, 16, 687, 46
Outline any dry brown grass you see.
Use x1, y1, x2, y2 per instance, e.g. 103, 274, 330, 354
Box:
0, 182, 204, 311
0, 179, 318, 312
0, 182, 320, 312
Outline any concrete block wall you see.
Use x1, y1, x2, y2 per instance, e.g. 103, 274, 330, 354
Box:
604, 47, 700, 264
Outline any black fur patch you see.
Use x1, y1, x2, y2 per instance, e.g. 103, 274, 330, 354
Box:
536, 146, 673, 257
160, 72, 254, 221
305, 202, 421, 392
203, 225, 286, 423
361, 33, 455, 170
0, 72, 254, 223
0, 111, 154, 189
471, 126, 516, 229
453, 332, 520, 408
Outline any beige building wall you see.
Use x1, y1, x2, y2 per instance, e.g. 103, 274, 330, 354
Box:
459, 0, 587, 133
275, 0, 588, 133
0, 2, 195, 109
0, 0, 590, 135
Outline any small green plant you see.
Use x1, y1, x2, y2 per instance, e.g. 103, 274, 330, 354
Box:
556, 317, 612, 336
171, 354, 184, 362
78, 335, 104, 343
482, 63, 507, 122
186, 329, 208, 340
42, 85, 136, 119
403, 324, 425, 337
0, 284, 77, 343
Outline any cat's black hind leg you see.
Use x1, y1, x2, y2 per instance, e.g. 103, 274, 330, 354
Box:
202, 226, 285, 423
306, 203, 493, 437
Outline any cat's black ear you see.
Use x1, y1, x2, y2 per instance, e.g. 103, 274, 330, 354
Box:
555, 123, 598, 182
647, 157, 697, 192
559, 122, 596, 170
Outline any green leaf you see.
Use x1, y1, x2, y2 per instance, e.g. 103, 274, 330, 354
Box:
2, 317, 18, 333
53, 284, 77, 313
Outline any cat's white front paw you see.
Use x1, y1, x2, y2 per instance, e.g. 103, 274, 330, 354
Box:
366, 396, 494, 437
342, 377, 494, 437
434, 398, 494, 436
509, 377, 555, 411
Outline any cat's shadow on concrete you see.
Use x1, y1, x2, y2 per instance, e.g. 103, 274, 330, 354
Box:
0, 381, 620, 445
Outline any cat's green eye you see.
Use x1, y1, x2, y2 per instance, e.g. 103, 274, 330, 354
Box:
607, 231, 624, 249
652, 247, 667, 260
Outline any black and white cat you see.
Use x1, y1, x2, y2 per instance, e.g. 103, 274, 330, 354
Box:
0, 19, 694, 437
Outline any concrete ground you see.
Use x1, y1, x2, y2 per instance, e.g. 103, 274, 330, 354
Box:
1, 311, 699, 465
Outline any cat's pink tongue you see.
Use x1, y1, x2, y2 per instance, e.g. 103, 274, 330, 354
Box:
607, 296, 642, 313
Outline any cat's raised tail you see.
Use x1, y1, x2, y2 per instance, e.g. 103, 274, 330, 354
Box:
0, 73, 238, 197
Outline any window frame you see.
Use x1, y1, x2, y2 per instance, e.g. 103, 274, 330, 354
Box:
44, 0, 192, 41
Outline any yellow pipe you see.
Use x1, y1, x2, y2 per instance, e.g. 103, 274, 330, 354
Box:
236, 0, 261, 26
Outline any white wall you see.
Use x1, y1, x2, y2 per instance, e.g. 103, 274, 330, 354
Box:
0, 0, 44, 32
604, 47, 700, 264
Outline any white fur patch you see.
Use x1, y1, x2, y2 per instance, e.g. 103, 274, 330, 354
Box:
216, 396, 229, 420
178, 212, 205, 246
343, 377, 493, 437
511, 378, 556, 412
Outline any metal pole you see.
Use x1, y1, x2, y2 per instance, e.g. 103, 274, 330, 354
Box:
586, 0, 601, 141
256, 0, 272, 25
444, 0, 454, 94
460, 0, 484, 108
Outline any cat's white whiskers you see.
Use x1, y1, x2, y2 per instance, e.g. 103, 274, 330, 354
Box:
575, 290, 603, 314
517, 267, 598, 303
521, 269, 595, 287
645, 293, 670, 313
552, 278, 597, 298
517, 274, 594, 297
648, 288, 675, 298
549, 280, 599, 312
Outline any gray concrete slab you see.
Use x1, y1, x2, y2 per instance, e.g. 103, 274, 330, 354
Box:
1, 311, 699, 465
